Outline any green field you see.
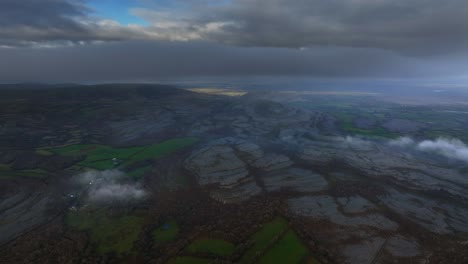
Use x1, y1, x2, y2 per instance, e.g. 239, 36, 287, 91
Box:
259, 230, 308, 264
0, 164, 49, 179
167, 256, 211, 264
120, 138, 199, 166
67, 208, 145, 255
239, 216, 288, 263
35, 149, 54, 156
186, 238, 236, 256
49, 137, 198, 173
331, 112, 397, 139
128, 165, 152, 178
152, 220, 179, 244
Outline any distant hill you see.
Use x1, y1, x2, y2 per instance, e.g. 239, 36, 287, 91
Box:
0, 83, 188, 101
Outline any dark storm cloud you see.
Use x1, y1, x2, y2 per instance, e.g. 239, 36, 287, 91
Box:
0, 0, 86, 27
1, 0, 468, 55
0, 0, 91, 45
178, 0, 468, 55
0, 40, 463, 83
0, 0, 467, 81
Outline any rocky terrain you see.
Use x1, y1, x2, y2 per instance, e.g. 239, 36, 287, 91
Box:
1, 84, 468, 264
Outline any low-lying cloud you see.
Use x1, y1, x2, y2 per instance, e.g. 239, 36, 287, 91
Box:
341, 135, 373, 149
389, 137, 468, 163
417, 138, 468, 162
340, 135, 468, 163
74, 170, 147, 204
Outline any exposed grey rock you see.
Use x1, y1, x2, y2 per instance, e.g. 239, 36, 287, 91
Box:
300, 144, 338, 163
245, 100, 312, 123
210, 180, 262, 204
190, 119, 224, 134
234, 142, 264, 163
289, 195, 398, 231
185, 145, 249, 186
262, 168, 328, 193
342, 236, 386, 264
379, 188, 468, 234
385, 235, 422, 257
106, 111, 175, 144
298, 136, 468, 200
337, 195, 377, 214
0, 192, 54, 244
252, 154, 293, 171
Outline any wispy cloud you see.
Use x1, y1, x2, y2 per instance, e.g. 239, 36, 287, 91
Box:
389, 137, 468, 163
417, 138, 468, 162
74, 170, 147, 204
341, 135, 373, 149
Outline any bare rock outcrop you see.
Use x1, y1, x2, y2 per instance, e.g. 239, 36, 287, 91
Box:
184, 145, 249, 186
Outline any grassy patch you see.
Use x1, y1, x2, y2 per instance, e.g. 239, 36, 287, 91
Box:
0, 165, 49, 179
259, 230, 308, 264
67, 208, 145, 255
128, 165, 152, 179
35, 149, 53, 156
167, 256, 211, 264
331, 112, 398, 139
186, 238, 236, 257
239, 216, 288, 263
121, 138, 199, 167
49, 137, 198, 171
152, 220, 179, 244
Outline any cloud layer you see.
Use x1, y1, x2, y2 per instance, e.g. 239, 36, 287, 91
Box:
1, 0, 467, 80
389, 137, 468, 163
2, 40, 463, 83
74, 170, 147, 204
1, 0, 468, 55
418, 138, 468, 162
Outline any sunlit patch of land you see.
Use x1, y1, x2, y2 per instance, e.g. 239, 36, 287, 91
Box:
279, 90, 380, 96
186, 88, 248, 96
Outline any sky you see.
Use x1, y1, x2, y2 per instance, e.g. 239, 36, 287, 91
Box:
0, 0, 467, 83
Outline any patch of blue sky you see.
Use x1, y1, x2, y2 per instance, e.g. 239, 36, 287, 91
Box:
85, 0, 232, 25
86, 0, 148, 25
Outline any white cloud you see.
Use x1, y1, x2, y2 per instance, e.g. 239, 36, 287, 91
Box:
74, 170, 147, 204
417, 138, 468, 163
88, 183, 147, 202
388, 136, 415, 147
341, 135, 373, 149
388, 136, 468, 163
